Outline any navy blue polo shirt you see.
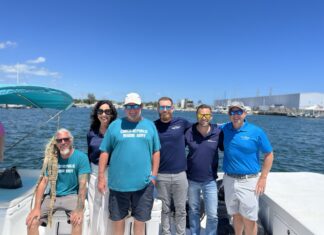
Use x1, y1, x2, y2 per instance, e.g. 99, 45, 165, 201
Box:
87, 129, 104, 165
185, 123, 222, 182
222, 121, 273, 174
154, 117, 191, 173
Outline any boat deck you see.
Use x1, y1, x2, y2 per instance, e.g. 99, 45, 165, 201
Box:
259, 172, 324, 235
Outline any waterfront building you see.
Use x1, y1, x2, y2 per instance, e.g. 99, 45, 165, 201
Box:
179, 98, 194, 109
214, 92, 324, 110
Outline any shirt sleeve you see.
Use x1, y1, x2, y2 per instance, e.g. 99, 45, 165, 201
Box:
184, 119, 192, 131
152, 123, 161, 152
258, 129, 273, 153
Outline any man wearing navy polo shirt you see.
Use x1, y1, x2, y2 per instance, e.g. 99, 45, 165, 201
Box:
185, 104, 223, 235
222, 101, 274, 235
154, 97, 191, 235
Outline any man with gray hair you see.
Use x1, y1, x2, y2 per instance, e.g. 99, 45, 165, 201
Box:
26, 128, 91, 235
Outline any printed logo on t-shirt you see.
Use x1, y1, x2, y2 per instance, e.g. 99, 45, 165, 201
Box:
171, 125, 181, 130
207, 139, 217, 142
240, 136, 250, 140
120, 129, 148, 138
58, 164, 76, 174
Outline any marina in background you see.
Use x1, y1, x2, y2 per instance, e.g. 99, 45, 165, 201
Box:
0, 107, 323, 173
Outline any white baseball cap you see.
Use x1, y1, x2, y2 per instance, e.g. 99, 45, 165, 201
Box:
228, 101, 246, 111
124, 92, 142, 105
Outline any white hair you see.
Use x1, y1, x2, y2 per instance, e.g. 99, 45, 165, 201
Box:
55, 128, 74, 142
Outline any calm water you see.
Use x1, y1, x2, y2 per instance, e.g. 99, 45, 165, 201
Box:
1, 108, 323, 173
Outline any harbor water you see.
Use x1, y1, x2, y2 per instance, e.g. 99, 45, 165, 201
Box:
1, 108, 323, 173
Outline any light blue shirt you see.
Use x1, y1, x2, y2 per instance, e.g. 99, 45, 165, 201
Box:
222, 121, 272, 174
100, 117, 160, 192
55, 149, 91, 196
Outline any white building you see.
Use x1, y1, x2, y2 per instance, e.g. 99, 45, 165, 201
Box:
214, 92, 324, 110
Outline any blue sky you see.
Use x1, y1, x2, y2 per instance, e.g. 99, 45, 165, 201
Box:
1, 0, 324, 104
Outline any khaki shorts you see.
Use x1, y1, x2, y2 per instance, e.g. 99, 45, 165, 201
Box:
223, 174, 259, 221
39, 194, 78, 226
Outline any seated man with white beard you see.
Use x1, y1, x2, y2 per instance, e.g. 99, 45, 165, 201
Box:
26, 128, 91, 235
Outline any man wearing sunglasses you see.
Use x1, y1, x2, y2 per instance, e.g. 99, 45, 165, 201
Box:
185, 104, 223, 235
26, 128, 91, 235
98, 92, 160, 235
154, 97, 191, 235
222, 101, 274, 235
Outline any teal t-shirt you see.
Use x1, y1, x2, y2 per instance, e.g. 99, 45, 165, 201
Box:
100, 117, 161, 192
55, 149, 91, 196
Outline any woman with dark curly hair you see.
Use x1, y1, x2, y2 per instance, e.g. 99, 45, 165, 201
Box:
87, 100, 117, 235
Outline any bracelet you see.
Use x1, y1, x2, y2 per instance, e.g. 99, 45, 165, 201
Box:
150, 175, 157, 180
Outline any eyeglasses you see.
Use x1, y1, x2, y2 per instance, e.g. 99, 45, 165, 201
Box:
229, 110, 244, 116
125, 104, 141, 110
197, 113, 212, 119
97, 109, 113, 115
159, 105, 172, 111
56, 137, 71, 143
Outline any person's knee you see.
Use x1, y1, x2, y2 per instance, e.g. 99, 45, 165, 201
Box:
161, 203, 172, 213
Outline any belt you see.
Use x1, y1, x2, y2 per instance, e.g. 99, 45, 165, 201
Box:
226, 173, 258, 179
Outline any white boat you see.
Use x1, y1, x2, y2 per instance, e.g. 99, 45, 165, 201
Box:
2, 170, 324, 235
259, 172, 324, 235
287, 112, 298, 117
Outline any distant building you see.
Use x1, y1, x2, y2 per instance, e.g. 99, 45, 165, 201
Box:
180, 98, 194, 109
214, 92, 324, 110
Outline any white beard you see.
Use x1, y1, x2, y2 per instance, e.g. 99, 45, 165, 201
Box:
60, 148, 70, 156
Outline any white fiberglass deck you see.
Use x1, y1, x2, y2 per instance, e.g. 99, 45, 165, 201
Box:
259, 172, 324, 235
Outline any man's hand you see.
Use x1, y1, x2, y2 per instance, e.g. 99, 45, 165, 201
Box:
255, 177, 267, 195
97, 176, 107, 194
151, 179, 156, 186
26, 208, 41, 228
70, 209, 83, 226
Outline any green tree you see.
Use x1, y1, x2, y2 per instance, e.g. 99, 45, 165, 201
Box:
87, 93, 96, 104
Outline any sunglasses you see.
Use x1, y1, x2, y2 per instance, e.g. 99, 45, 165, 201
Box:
229, 110, 244, 116
97, 109, 113, 115
56, 137, 71, 143
197, 113, 212, 119
159, 105, 172, 111
125, 104, 141, 110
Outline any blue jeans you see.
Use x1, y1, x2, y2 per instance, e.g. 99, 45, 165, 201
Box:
188, 180, 218, 235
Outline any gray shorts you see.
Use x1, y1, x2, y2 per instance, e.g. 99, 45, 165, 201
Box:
39, 194, 78, 226
223, 174, 259, 221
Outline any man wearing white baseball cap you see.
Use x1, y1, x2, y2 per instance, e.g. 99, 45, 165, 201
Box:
98, 92, 161, 235
221, 101, 274, 235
